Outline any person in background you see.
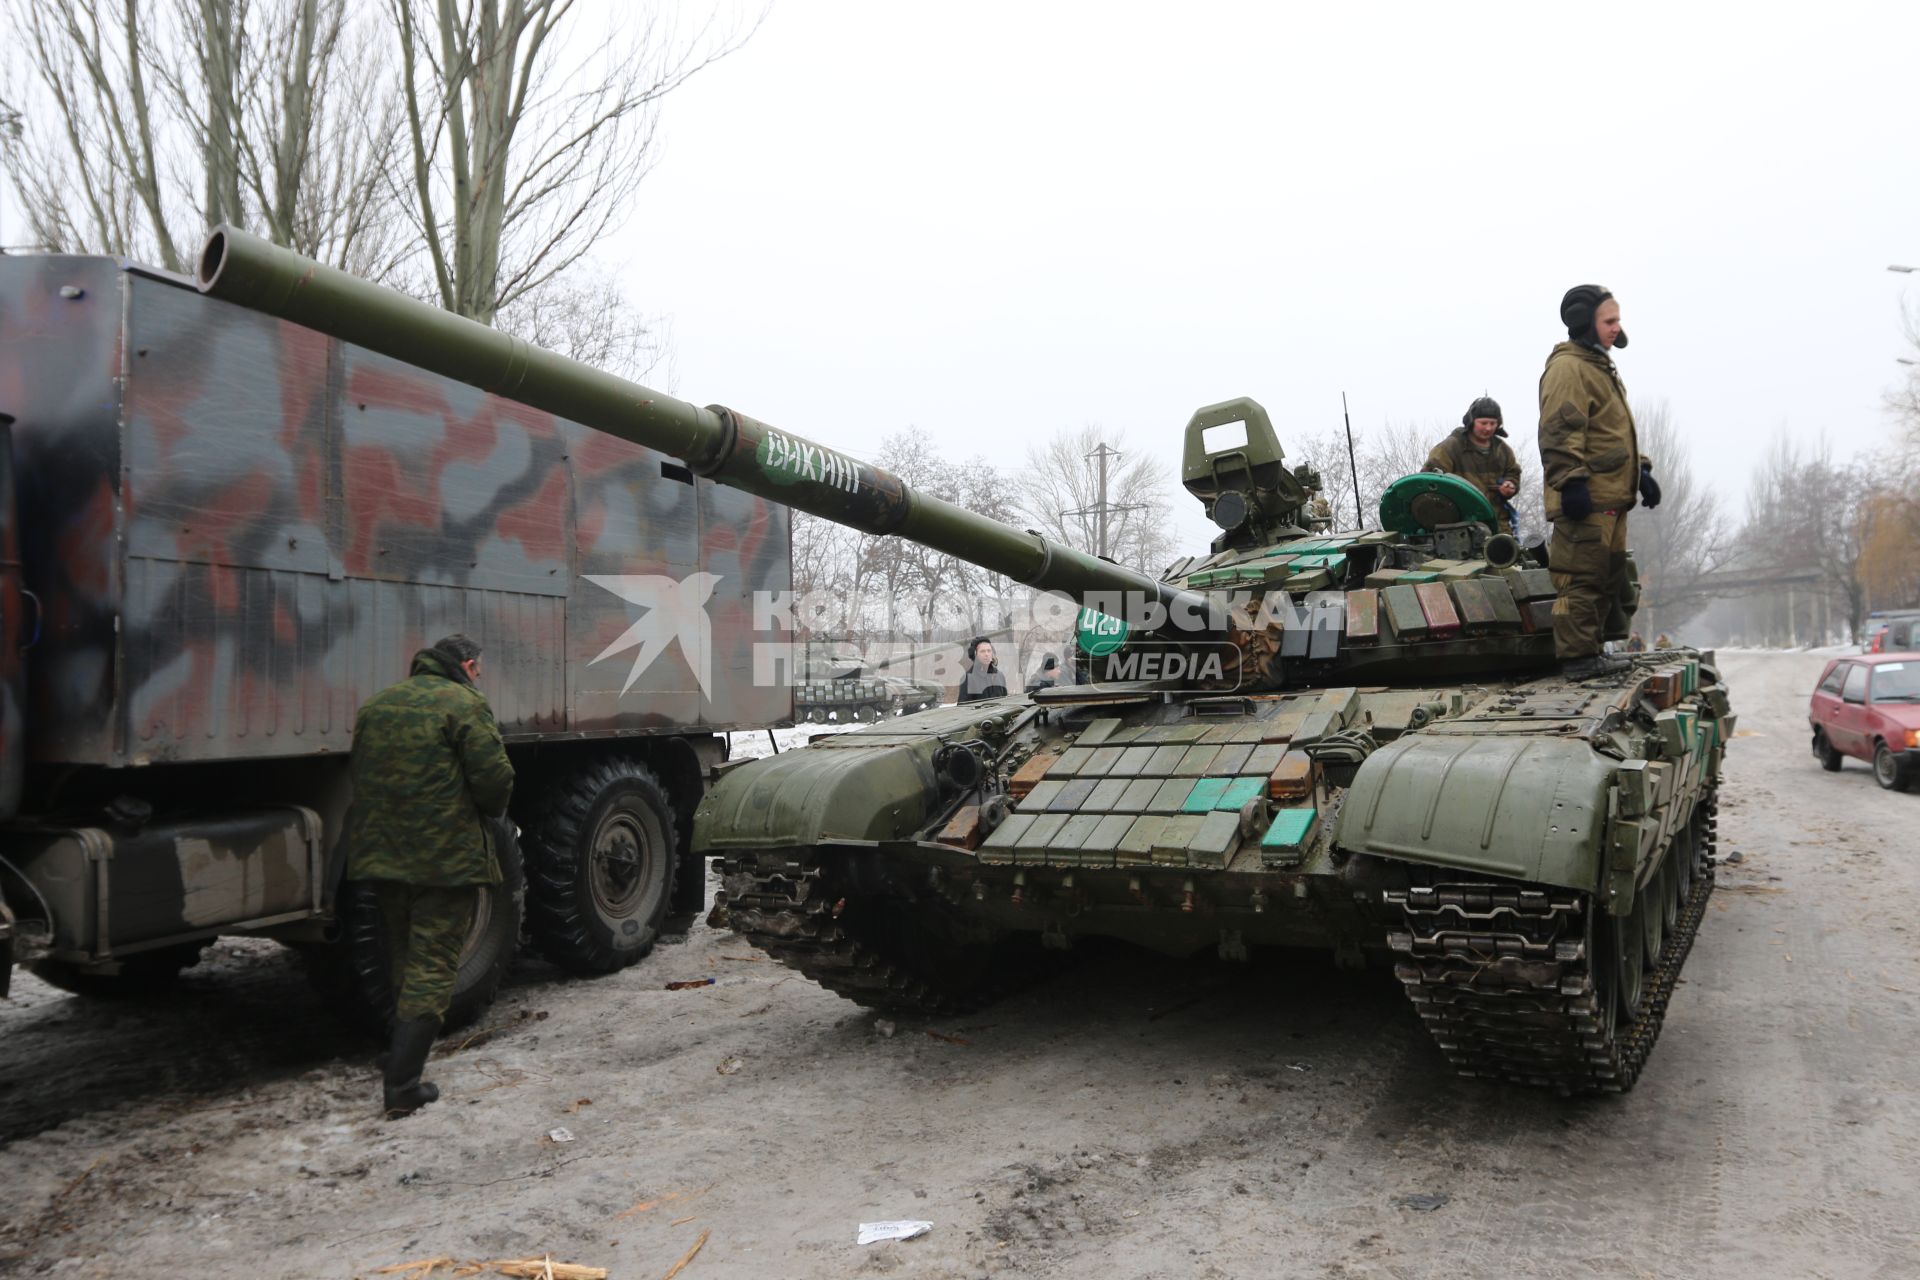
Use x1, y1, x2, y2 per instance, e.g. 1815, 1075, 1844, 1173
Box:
958, 635, 1009, 703
1027, 653, 1062, 693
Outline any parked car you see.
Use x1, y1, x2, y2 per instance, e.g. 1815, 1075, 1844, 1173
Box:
1866, 610, 1920, 654
1809, 655, 1920, 790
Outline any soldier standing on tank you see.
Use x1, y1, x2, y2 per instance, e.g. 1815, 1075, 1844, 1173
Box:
346, 634, 515, 1117
1026, 653, 1062, 693
1425, 396, 1522, 535
1538, 286, 1661, 679
957, 635, 1009, 703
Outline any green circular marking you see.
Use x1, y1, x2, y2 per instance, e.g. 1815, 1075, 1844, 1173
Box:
1075, 607, 1129, 657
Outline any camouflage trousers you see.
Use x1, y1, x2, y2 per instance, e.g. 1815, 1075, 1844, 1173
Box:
371, 881, 475, 1023
1549, 510, 1632, 660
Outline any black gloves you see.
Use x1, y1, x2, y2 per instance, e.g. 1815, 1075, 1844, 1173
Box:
1559, 477, 1593, 521
1638, 464, 1661, 510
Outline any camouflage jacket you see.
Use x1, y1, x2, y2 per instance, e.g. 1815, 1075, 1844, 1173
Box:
345, 649, 515, 886
1537, 341, 1642, 520
1424, 428, 1521, 509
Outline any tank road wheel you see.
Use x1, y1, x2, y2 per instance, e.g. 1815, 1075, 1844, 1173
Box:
1814, 730, 1844, 772
323, 819, 525, 1034
30, 941, 210, 999
524, 757, 676, 975
1640, 861, 1669, 968
1672, 822, 1696, 906
1873, 741, 1912, 792
1656, 847, 1682, 943
1609, 905, 1647, 1020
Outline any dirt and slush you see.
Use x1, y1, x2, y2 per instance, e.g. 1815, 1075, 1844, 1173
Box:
2, 651, 1916, 1279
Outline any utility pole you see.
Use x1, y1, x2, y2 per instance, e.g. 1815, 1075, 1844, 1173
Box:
1063, 440, 1150, 563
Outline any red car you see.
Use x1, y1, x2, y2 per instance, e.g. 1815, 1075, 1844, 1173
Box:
1809, 654, 1920, 790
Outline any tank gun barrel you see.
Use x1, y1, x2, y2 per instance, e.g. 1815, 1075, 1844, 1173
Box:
195, 228, 1205, 623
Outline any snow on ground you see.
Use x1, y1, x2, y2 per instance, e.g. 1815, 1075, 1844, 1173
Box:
725, 722, 863, 761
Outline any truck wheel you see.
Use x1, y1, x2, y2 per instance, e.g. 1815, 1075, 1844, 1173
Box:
30, 941, 209, 999
524, 757, 675, 975
326, 819, 525, 1033
1873, 741, 1912, 792
1814, 731, 1843, 772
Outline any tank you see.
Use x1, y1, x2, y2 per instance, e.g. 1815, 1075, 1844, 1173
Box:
194, 228, 1732, 1093
795, 637, 951, 723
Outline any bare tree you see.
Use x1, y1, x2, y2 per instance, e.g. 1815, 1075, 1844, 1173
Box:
1624, 400, 1730, 640
1743, 435, 1881, 641
1885, 301, 1920, 459
386, 0, 758, 370
1015, 425, 1175, 575
1291, 419, 1484, 532
0, 0, 402, 273
495, 273, 674, 382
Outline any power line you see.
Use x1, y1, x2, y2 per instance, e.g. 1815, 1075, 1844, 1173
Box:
1061, 441, 1150, 563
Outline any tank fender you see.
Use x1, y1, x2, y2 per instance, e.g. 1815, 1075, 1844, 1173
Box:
693, 737, 941, 852
1332, 734, 1614, 891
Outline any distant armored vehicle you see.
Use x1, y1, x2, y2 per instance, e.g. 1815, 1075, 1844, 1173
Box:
795, 638, 946, 722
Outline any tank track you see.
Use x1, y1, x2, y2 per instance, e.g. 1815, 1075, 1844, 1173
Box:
1385, 795, 1717, 1094
715, 862, 1018, 1016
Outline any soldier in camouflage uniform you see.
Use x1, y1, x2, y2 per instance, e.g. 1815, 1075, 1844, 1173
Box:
1425, 396, 1521, 535
1538, 286, 1661, 679
347, 634, 515, 1116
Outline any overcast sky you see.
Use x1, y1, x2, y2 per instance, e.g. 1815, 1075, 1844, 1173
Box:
6, 2, 1913, 560
612, 0, 1920, 554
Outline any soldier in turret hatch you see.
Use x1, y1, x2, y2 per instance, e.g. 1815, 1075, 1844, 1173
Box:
957, 635, 1009, 703
346, 634, 515, 1117
1538, 286, 1661, 679
1426, 396, 1522, 536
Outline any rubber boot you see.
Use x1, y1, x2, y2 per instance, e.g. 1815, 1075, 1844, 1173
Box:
382, 1016, 442, 1118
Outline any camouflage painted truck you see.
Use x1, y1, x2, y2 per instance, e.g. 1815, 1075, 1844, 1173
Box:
180, 228, 1731, 1092
0, 247, 792, 1028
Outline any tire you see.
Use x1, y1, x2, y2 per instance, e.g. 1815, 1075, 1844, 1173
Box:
1814, 731, 1843, 772
322, 819, 525, 1034
523, 756, 676, 975
30, 941, 209, 999
1873, 741, 1912, 792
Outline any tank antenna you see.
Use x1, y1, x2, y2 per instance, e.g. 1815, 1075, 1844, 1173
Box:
1342, 391, 1364, 529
